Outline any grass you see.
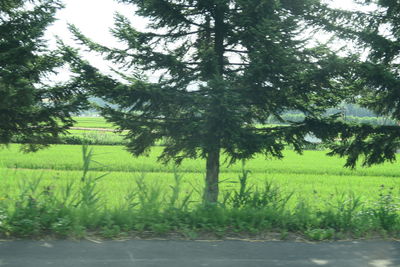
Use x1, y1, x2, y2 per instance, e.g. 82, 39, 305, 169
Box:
67, 130, 118, 135
1, 144, 399, 177
1, 144, 399, 239
1, 168, 397, 208
1, 144, 399, 206
63, 130, 128, 146
71, 117, 115, 129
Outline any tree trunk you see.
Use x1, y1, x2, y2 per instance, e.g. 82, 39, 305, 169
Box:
214, 4, 225, 76
204, 148, 220, 203
203, 3, 225, 204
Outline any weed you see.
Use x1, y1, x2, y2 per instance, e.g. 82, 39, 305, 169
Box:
305, 228, 335, 241
51, 217, 73, 237
228, 162, 293, 210
367, 185, 399, 231
101, 225, 122, 238
319, 191, 364, 231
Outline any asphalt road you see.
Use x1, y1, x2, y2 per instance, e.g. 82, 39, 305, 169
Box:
0, 239, 399, 267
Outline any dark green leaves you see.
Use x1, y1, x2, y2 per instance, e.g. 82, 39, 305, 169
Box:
0, 0, 88, 149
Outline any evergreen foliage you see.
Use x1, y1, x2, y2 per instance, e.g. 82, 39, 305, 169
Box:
65, 0, 353, 202
309, 0, 400, 168
0, 0, 87, 150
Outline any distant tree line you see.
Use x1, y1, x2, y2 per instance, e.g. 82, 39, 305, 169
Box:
269, 102, 397, 126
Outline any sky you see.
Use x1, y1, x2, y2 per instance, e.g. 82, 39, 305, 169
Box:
47, 0, 139, 48
45, 0, 141, 80
46, 0, 360, 44
44, 0, 363, 81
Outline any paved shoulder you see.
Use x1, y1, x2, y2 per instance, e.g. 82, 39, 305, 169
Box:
0, 239, 399, 267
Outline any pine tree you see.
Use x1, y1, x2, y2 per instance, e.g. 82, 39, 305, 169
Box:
307, 0, 400, 168
0, 0, 87, 150
65, 0, 352, 202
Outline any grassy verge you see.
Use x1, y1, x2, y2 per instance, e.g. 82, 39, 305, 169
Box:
0, 146, 399, 240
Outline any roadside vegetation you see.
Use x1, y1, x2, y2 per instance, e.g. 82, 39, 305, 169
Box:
0, 145, 399, 240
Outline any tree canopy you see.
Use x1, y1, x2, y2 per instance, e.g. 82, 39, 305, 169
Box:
307, 0, 400, 168
0, 0, 87, 150
65, 0, 355, 202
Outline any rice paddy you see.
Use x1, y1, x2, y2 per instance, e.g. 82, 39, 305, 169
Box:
1, 116, 398, 206
1, 144, 399, 207
71, 117, 116, 129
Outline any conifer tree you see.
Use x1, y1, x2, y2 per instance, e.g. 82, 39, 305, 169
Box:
0, 0, 87, 150
66, 0, 352, 202
307, 0, 400, 168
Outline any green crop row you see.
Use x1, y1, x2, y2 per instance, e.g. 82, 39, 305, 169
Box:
1, 144, 399, 177
71, 117, 115, 129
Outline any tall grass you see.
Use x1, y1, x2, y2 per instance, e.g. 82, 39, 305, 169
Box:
0, 146, 399, 239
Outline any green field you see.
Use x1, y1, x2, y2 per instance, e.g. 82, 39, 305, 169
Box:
71, 117, 115, 129
1, 144, 399, 207
65, 130, 127, 145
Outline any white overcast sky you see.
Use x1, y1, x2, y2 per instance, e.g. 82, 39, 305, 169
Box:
44, 0, 363, 81
47, 0, 359, 45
